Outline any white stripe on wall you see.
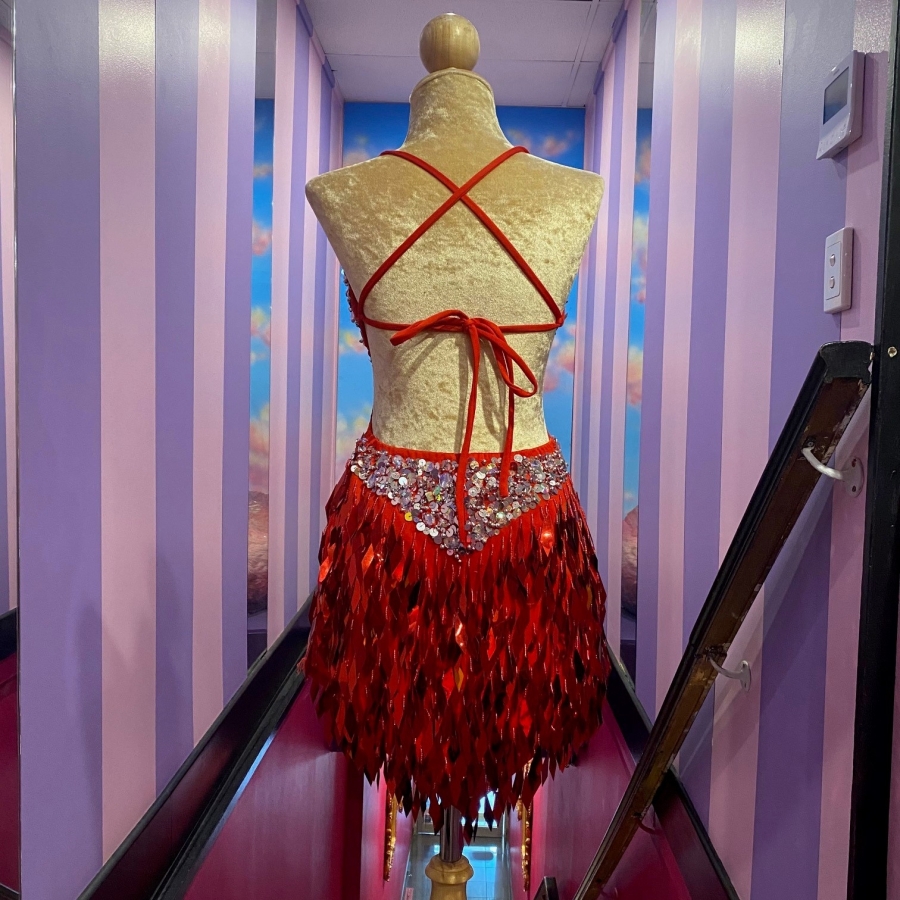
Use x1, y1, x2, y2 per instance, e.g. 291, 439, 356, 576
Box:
706, 1, 784, 891
0, 37, 14, 612
571, 91, 597, 493
192, 0, 231, 740
654, 0, 703, 711
321, 86, 343, 506
295, 45, 322, 606
584, 58, 616, 537
267, 0, 298, 643
99, 0, 158, 857
605, 0, 642, 657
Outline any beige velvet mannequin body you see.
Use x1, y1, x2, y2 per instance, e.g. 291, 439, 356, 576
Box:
306, 69, 603, 453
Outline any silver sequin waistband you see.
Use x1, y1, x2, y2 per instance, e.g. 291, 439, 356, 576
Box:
347, 434, 569, 557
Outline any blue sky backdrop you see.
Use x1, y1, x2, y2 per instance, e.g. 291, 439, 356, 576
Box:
623, 107, 651, 517
250, 99, 275, 493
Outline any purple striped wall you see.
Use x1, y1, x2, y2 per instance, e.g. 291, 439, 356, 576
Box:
222, 0, 256, 704
155, 0, 200, 793
634, 0, 675, 716
707, 0, 783, 886
678, 0, 738, 821
17, 2, 105, 895
16, 0, 259, 895
267, 0, 342, 646
575, 0, 644, 657
569, 0, 890, 895
594, 30, 627, 655
0, 33, 13, 616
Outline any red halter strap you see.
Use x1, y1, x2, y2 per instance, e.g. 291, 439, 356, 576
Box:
348, 147, 564, 546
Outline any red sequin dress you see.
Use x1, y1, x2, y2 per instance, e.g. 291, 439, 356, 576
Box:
304, 146, 609, 835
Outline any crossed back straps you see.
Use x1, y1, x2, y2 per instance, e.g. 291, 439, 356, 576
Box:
346, 146, 566, 545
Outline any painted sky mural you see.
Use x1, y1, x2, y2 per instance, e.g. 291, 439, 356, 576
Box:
337, 102, 587, 472
620, 107, 651, 676
249, 99, 274, 619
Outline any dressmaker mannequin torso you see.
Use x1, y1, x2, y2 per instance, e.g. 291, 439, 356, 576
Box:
303, 16, 610, 843
306, 19, 603, 453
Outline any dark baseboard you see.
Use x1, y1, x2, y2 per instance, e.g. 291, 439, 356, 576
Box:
0, 881, 19, 899
0, 608, 16, 661
77, 602, 312, 900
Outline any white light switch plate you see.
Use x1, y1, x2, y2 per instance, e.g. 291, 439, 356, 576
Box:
824, 226, 853, 313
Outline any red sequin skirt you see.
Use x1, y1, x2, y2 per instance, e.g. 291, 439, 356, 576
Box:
304, 431, 608, 834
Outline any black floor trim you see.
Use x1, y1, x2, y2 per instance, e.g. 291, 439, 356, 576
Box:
0, 608, 16, 661
848, 2, 900, 896
77, 602, 311, 900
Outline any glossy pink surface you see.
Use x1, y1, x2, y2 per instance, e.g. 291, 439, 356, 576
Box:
528, 700, 691, 900
359, 775, 413, 900
184, 684, 362, 900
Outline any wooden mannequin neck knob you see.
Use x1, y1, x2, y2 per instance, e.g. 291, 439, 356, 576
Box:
419, 13, 480, 73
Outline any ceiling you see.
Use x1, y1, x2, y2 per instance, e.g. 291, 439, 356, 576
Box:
260, 0, 635, 108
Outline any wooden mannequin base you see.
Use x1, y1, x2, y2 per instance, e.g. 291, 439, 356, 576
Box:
425, 853, 475, 899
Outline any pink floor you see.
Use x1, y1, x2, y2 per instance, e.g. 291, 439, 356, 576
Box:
186, 680, 693, 900
185, 684, 362, 900
523, 698, 692, 900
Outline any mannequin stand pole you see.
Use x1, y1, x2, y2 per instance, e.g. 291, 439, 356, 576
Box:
440, 807, 464, 862
426, 807, 473, 899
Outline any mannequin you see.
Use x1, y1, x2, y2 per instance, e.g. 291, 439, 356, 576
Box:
303, 16, 609, 899
306, 15, 603, 456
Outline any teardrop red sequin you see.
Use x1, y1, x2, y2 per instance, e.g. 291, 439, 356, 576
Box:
304, 456, 609, 839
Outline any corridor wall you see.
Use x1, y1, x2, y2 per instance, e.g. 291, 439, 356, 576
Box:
547, 0, 893, 898
266, 0, 343, 645
16, 0, 256, 893
14, 1, 339, 898
0, 29, 13, 617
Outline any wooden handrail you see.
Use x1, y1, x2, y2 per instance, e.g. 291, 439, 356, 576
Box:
575, 341, 872, 899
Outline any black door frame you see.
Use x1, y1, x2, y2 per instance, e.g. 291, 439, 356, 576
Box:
848, 1, 900, 896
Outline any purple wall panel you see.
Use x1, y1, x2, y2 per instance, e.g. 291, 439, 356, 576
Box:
751, 505, 833, 899
281, 17, 311, 629
568, 0, 888, 893
16, 0, 105, 894
750, 0, 852, 892
155, 0, 199, 792
635, 0, 676, 715
679, 0, 738, 825
768, 0, 848, 440
221, 0, 256, 702
15, 0, 342, 892
596, 28, 628, 587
